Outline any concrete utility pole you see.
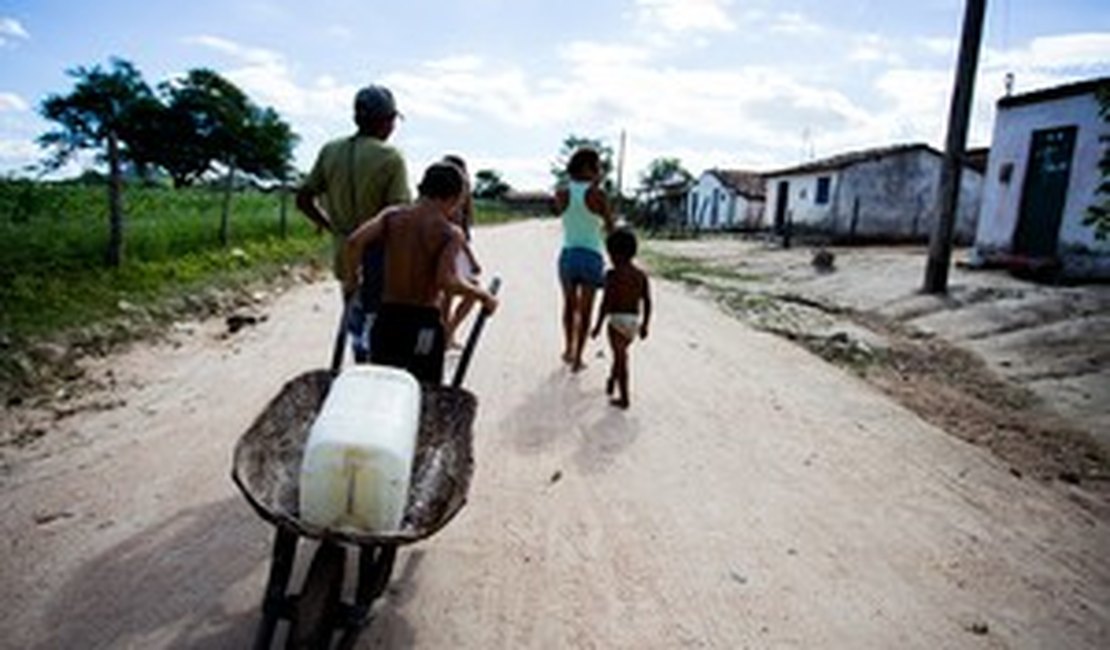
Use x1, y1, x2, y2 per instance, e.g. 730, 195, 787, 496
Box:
616, 129, 627, 210
924, 0, 987, 294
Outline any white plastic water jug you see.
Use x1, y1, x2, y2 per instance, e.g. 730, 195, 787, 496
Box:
298, 365, 421, 533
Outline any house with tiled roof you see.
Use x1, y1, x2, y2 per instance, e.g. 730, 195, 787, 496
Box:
763, 143, 985, 243
973, 76, 1110, 279
685, 169, 766, 230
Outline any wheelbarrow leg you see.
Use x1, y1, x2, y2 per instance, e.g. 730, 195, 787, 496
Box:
253, 527, 298, 650
334, 544, 398, 649
357, 543, 397, 604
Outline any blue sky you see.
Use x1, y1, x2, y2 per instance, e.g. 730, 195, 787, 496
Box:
1, 0, 1109, 190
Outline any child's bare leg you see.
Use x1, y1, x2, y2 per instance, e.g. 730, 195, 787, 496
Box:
608, 327, 631, 408
561, 284, 576, 363
446, 294, 476, 348
572, 286, 596, 372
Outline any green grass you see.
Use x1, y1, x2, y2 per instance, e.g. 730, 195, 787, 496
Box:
0, 181, 535, 342
0, 179, 314, 276
0, 179, 328, 340
639, 249, 764, 285
473, 199, 533, 226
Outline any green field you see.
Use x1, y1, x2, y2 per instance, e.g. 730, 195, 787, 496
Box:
0, 180, 526, 343
0, 180, 323, 339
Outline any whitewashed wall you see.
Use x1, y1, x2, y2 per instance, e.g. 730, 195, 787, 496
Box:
764, 170, 837, 229
975, 92, 1108, 269
687, 172, 760, 230
766, 150, 982, 243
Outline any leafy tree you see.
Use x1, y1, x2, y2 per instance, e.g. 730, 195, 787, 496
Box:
237, 106, 297, 182
159, 69, 296, 244
473, 169, 511, 199
550, 134, 615, 194
638, 157, 693, 197
38, 58, 154, 266
127, 94, 209, 189
1084, 84, 1110, 240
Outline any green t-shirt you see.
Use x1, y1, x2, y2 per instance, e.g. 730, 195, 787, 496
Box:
300, 134, 411, 275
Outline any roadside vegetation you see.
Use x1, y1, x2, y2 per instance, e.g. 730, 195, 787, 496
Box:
0, 178, 531, 402
0, 179, 324, 337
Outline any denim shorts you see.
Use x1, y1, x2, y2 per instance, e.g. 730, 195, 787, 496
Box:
558, 247, 604, 289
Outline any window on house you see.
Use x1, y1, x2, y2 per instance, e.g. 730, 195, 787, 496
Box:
816, 176, 831, 205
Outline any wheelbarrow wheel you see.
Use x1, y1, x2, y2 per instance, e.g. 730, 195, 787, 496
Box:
286, 541, 345, 650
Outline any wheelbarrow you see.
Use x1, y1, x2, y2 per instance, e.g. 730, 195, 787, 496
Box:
231, 279, 500, 649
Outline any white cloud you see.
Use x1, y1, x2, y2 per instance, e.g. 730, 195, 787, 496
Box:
635, 0, 737, 33
386, 61, 570, 128
769, 11, 825, 36
424, 55, 485, 73
918, 37, 956, 57
0, 137, 40, 171
873, 68, 951, 144
559, 41, 653, 66
184, 35, 284, 68
0, 18, 28, 37
849, 35, 905, 66
970, 31, 1110, 114
184, 34, 353, 119
0, 92, 29, 112
326, 25, 353, 40
985, 32, 1110, 71
0, 16, 29, 48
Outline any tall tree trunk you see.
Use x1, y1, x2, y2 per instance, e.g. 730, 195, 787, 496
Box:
220, 163, 235, 247
106, 129, 124, 267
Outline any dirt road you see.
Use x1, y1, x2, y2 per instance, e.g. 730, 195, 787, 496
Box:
2, 220, 1108, 649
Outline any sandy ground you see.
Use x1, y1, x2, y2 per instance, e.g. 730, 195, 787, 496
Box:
648, 237, 1110, 452
2, 219, 1109, 649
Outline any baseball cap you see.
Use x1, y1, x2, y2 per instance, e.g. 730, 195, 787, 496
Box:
354, 85, 400, 121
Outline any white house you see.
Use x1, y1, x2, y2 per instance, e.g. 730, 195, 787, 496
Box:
685, 169, 765, 230
973, 77, 1110, 279
763, 144, 984, 243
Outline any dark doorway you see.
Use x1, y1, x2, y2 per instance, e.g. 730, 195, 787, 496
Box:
774, 180, 789, 234
1013, 126, 1076, 258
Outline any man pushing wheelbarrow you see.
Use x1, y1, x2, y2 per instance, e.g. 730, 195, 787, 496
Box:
342, 161, 498, 382
232, 162, 500, 649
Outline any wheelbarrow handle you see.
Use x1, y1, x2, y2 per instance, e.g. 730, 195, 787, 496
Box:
451, 277, 501, 389
330, 297, 353, 377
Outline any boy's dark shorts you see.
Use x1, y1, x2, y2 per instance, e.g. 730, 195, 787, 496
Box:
558, 247, 604, 289
370, 303, 445, 384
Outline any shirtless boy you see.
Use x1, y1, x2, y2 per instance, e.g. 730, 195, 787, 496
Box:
591, 229, 652, 409
343, 163, 498, 383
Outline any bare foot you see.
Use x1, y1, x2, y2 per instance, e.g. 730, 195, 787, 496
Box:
609, 397, 629, 409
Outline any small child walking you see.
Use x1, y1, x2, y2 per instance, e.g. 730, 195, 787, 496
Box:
591, 229, 652, 409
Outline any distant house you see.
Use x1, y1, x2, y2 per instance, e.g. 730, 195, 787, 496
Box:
763, 143, 984, 243
973, 77, 1110, 279
685, 169, 766, 230
641, 176, 692, 230
499, 190, 554, 216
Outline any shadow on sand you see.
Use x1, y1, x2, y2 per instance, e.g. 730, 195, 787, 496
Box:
37, 495, 425, 649
38, 496, 271, 650
504, 365, 640, 475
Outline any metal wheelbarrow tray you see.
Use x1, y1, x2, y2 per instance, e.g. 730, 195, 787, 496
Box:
232, 369, 477, 546
230, 370, 477, 650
